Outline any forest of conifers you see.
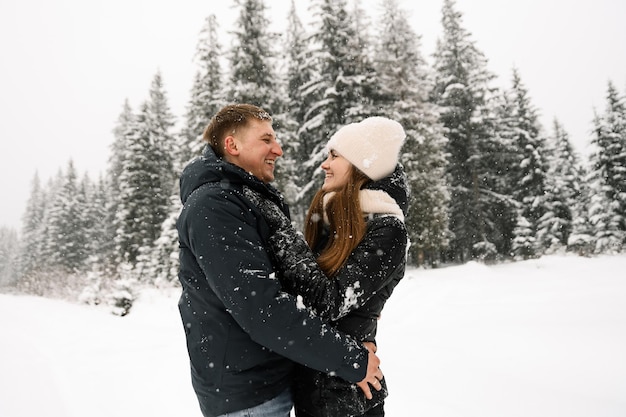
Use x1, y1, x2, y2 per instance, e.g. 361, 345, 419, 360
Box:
1, 0, 624, 313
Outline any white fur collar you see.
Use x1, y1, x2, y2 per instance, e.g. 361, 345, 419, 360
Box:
322, 189, 404, 223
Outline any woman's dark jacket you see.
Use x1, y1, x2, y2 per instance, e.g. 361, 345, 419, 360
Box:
265, 165, 410, 417
176, 146, 369, 417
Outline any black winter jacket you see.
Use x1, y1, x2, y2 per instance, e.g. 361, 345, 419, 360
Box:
176, 146, 369, 417
265, 165, 410, 417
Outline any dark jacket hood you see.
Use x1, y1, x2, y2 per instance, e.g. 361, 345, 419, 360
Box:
364, 163, 410, 217
180, 145, 286, 209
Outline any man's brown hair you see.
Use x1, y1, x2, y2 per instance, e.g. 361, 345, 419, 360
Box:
202, 104, 272, 157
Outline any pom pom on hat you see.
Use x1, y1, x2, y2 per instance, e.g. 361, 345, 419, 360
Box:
326, 116, 406, 180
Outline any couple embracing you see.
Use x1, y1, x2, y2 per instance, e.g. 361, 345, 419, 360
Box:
176, 103, 409, 417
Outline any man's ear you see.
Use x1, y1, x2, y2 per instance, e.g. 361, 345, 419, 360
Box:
224, 136, 240, 156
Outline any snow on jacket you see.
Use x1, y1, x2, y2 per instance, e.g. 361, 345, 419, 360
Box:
176, 146, 369, 417
259, 164, 410, 417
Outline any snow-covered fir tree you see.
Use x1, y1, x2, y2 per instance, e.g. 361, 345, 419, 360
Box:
345, 0, 378, 116
143, 15, 226, 288
292, 0, 378, 221
535, 119, 581, 253
83, 175, 112, 265
78, 174, 115, 305
272, 0, 315, 227
142, 195, 182, 287
114, 85, 174, 269
138, 71, 178, 284
373, 0, 450, 266
506, 69, 549, 258
568, 163, 595, 256
43, 160, 88, 273
226, 0, 282, 113
430, 0, 500, 262
483, 89, 523, 257
146, 70, 177, 197
178, 14, 226, 169
0, 227, 19, 288
19, 163, 92, 297
105, 100, 135, 272
34, 173, 63, 282
18, 173, 45, 281
109, 100, 134, 197
587, 81, 626, 253
511, 214, 536, 260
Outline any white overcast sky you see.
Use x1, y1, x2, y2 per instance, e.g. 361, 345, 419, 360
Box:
1, 0, 625, 231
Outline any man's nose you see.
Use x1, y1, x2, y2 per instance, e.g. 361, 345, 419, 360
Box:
272, 142, 283, 156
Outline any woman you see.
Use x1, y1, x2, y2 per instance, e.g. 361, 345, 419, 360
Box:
246, 116, 410, 417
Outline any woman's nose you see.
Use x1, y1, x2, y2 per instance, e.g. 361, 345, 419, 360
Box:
320, 155, 331, 170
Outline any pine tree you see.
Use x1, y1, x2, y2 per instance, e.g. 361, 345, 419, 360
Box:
430, 0, 499, 262
144, 72, 178, 288
373, 0, 450, 266
227, 0, 282, 112
511, 215, 536, 260
19, 163, 91, 297
18, 173, 46, 280
275, 0, 313, 227
507, 69, 549, 257
147, 71, 177, 197
109, 99, 134, 195
568, 164, 594, 256
114, 72, 176, 272
178, 14, 225, 169
83, 174, 110, 266
43, 160, 88, 273
292, 0, 377, 220
142, 195, 182, 286
345, 0, 378, 116
105, 100, 134, 273
77, 174, 114, 304
0, 227, 19, 287
587, 81, 626, 253
484, 90, 522, 257
536, 119, 580, 253
145, 16, 226, 288
114, 102, 168, 266
32, 172, 63, 291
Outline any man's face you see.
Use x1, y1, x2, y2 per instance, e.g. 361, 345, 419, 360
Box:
229, 119, 283, 183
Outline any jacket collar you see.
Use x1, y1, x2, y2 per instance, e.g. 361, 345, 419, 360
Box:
180, 145, 286, 209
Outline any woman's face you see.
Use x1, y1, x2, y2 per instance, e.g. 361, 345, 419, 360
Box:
321, 149, 352, 192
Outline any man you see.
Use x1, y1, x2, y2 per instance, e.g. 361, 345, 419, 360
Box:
176, 103, 383, 417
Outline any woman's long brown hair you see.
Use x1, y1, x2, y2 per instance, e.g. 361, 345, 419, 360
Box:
304, 166, 371, 277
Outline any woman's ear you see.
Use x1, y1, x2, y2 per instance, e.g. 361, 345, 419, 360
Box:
224, 136, 239, 156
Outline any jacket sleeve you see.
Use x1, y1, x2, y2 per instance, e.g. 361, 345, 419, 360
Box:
268, 216, 408, 321
180, 188, 368, 383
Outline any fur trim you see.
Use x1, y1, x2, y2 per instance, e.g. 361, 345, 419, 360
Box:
359, 189, 404, 222
322, 189, 404, 223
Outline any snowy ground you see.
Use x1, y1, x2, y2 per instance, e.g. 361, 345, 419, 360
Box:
1, 254, 625, 417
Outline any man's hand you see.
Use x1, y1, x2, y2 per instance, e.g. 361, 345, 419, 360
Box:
356, 342, 384, 400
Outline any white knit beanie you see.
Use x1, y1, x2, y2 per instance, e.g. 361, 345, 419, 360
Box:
325, 116, 406, 180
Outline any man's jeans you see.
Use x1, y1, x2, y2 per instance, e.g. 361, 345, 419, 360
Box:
217, 388, 292, 417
